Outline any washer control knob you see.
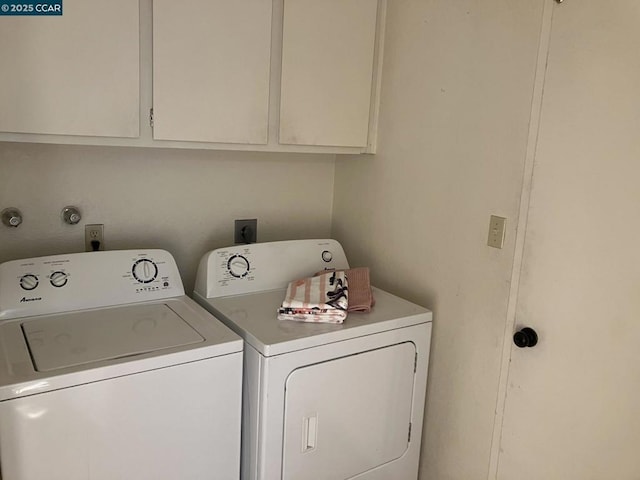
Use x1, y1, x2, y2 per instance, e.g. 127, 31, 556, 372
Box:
49, 271, 69, 288
20, 274, 39, 291
228, 255, 250, 278
321, 250, 333, 263
132, 259, 158, 284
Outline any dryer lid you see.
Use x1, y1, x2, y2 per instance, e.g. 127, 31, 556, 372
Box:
22, 303, 204, 372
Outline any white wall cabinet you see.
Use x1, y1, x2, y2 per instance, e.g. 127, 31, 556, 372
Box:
280, 0, 379, 148
0, 0, 139, 138
152, 0, 272, 144
0, 0, 385, 154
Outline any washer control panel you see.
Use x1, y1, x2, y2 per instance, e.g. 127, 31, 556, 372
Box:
0, 250, 184, 321
195, 239, 350, 298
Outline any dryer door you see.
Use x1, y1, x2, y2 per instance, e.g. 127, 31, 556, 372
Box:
282, 341, 416, 480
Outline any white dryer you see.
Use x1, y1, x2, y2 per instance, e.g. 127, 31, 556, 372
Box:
194, 240, 432, 480
0, 249, 243, 480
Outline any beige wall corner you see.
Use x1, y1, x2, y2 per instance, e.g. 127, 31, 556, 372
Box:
331, 1, 545, 478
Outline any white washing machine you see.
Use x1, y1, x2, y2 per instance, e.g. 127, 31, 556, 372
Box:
0, 249, 243, 480
193, 239, 432, 480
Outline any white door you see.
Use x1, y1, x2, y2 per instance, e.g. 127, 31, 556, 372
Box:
496, 1, 640, 478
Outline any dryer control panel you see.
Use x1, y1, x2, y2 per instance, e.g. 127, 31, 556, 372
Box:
0, 250, 185, 320
194, 239, 350, 298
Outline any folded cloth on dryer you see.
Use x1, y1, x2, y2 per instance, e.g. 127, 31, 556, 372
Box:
277, 270, 348, 324
277, 307, 346, 324
343, 267, 374, 313
315, 267, 375, 313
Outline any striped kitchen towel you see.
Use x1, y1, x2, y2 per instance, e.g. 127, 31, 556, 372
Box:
315, 267, 375, 313
277, 270, 348, 323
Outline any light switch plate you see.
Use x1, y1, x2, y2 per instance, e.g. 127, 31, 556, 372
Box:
487, 215, 506, 249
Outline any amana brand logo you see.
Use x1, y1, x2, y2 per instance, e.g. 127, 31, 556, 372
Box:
20, 296, 42, 303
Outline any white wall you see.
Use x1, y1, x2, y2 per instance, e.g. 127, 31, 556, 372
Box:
332, 1, 544, 478
0, 142, 335, 291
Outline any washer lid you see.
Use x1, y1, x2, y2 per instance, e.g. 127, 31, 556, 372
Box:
22, 303, 204, 372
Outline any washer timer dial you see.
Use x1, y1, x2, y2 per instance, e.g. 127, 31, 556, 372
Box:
132, 259, 159, 284
227, 255, 250, 278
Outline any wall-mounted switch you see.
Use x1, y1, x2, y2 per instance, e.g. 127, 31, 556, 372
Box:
234, 219, 257, 244
85, 224, 104, 251
487, 215, 506, 249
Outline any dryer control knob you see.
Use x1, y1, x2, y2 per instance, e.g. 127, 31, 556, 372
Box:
228, 255, 250, 278
132, 259, 158, 284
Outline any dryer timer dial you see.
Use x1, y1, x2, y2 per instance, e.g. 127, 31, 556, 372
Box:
227, 255, 250, 278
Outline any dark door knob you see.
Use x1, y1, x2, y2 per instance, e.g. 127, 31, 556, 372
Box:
513, 327, 538, 348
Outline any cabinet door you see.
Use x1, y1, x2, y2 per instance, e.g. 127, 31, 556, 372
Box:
279, 0, 378, 148
0, 0, 139, 138
153, 0, 272, 144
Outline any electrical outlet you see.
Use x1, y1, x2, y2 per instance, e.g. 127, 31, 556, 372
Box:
487, 215, 506, 249
234, 219, 257, 244
85, 224, 104, 251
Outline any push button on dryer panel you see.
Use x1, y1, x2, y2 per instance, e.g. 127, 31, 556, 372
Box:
20, 274, 39, 291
